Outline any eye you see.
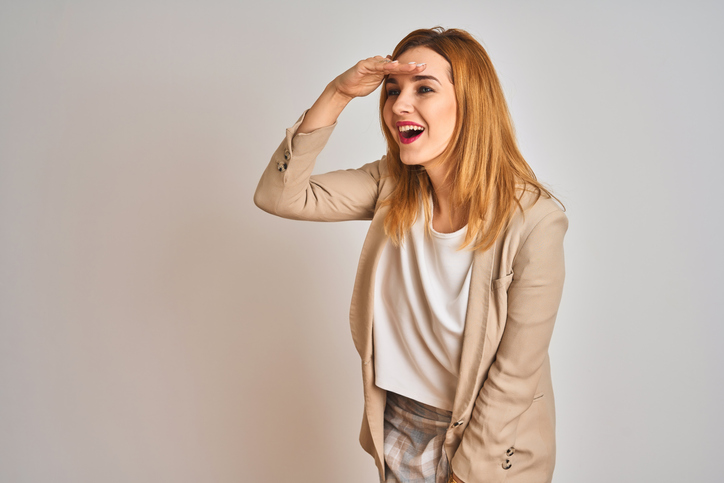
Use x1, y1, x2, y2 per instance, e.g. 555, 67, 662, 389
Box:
418, 86, 434, 94
387, 89, 400, 96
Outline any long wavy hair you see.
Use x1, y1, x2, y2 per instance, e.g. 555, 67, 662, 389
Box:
380, 27, 559, 251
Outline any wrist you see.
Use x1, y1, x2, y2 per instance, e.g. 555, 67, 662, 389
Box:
327, 80, 354, 106
297, 83, 350, 134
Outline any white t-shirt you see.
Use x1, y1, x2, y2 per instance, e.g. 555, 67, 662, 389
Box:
373, 205, 474, 411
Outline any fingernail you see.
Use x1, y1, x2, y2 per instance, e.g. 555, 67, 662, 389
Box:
391, 60, 398, 63
416, 63, 426, 67
408, 62, 416, 64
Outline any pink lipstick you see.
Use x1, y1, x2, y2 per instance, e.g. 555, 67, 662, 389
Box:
396, 121, 425, 145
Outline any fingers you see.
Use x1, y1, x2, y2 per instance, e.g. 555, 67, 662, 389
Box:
381, 61, 427, 75
363, 55, 426, 74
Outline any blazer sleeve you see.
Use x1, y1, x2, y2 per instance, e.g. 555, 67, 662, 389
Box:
451, 208, 568, 482
253, 111, 382, 222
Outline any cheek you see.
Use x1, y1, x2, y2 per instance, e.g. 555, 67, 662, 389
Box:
442, 101, 457, 137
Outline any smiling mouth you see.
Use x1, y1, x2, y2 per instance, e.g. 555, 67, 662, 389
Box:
398, 125, 425, 144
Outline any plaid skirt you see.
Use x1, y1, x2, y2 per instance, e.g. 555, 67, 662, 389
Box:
382, 391, 453, 483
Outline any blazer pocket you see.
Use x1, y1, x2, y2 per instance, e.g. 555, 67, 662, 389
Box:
493, 272, 514, 292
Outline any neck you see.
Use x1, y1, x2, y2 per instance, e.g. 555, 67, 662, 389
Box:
425, 162, 467, 234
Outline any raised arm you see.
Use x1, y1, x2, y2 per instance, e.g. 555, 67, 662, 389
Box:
254, 57, 426, 222
298, 56, 426, 134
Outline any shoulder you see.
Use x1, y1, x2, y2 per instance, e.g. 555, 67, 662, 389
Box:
520, 188, 566, 224
489, 187, 568, 277
503, 188, 568, 250
515, 186, 566, 224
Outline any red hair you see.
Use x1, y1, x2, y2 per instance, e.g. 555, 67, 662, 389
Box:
380, 27, 560, 251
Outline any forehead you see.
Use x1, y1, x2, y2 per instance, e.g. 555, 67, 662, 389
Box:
393, 46, 452, 82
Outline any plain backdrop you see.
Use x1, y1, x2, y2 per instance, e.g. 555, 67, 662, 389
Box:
1, 1, 722, 482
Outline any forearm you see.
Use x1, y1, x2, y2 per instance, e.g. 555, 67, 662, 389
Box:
297, 82, 352, 134
253, 111, 381, 222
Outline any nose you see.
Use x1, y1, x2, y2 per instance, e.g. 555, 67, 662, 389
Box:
391, 90, 414, 115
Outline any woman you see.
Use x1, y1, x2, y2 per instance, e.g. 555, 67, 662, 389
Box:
254, 27, 567, 483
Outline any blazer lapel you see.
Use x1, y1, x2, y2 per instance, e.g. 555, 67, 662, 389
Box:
452, 237, 498, 418
349, 204, 390, 362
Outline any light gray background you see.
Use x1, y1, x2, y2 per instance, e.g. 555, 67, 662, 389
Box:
1, 1, 722, 482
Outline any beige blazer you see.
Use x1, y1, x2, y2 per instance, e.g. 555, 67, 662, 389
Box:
254, 113, 568, 483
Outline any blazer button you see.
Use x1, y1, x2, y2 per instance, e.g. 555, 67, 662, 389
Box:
277, 161, 287, 172
451, 420, 464, 428
502, 459, 512, 470
506, 447, 515, 456
283, 149, 291, 161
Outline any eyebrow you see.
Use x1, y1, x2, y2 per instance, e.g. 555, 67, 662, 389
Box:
385, 75, 442, 85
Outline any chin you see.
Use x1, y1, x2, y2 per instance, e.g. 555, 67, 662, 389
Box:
399, 154, 435, 170
398, 151, 424, 167
400, 158, 423, 168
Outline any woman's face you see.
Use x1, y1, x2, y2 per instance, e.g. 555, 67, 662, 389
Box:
383, 46, 457, 169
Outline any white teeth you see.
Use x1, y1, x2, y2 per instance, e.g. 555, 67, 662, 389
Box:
398, 125, 424, 132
